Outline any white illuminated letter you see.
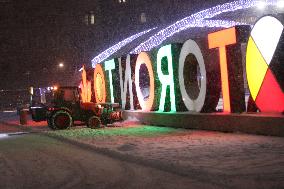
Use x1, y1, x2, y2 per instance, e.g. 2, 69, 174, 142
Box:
157, 44, 176, 112
179, 39, 206, 112
119, 55, 134, 110
104, 59, 115, 103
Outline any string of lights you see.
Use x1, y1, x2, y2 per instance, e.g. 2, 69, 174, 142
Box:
91, 0, 278, 66
177, 19, 248, 28
91, 28, 156, 67
130, 0, 278, 54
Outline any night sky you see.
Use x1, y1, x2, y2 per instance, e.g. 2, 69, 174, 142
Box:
1, 0, 280, 91
1, 0, 236, 90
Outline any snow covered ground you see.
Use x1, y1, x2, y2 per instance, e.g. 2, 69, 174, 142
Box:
1, 112, 284, 188
48, 119, 284, 188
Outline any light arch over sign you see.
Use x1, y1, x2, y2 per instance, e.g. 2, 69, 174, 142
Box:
91, 28, 156, 67
131, 0, 275, 54
92, 0, 279, 66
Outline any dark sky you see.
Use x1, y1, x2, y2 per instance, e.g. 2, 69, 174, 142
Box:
0, 0, 90, 89
0, 0, 237, 90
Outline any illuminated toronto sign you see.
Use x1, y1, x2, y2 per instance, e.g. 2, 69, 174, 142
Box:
83, 16, 283, 113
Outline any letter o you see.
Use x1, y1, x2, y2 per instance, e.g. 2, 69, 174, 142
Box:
135, 52, 155, 111
179, 39, 206, 112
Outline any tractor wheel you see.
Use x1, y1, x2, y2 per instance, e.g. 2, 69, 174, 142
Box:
87, 116, 101, 129
51, 110, 73, 130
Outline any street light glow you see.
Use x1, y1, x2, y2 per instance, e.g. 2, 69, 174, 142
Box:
59, 63, 64, 68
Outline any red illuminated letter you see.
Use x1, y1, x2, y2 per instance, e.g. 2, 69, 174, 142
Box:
80, 65, 92, 102
94, 64, 106, 103
208, 27, 237, 113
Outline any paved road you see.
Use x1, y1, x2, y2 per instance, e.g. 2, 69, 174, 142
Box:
0, 112, 25, 134
0, 112, 49, 134
0, 134, 218, 189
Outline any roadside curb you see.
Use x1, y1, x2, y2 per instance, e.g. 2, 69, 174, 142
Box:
123, 111, 284, 137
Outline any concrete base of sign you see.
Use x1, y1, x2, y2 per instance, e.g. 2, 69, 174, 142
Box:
122, 111, 284, 137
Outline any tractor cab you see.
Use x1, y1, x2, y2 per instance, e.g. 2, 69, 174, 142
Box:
30, 86, 80, 122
